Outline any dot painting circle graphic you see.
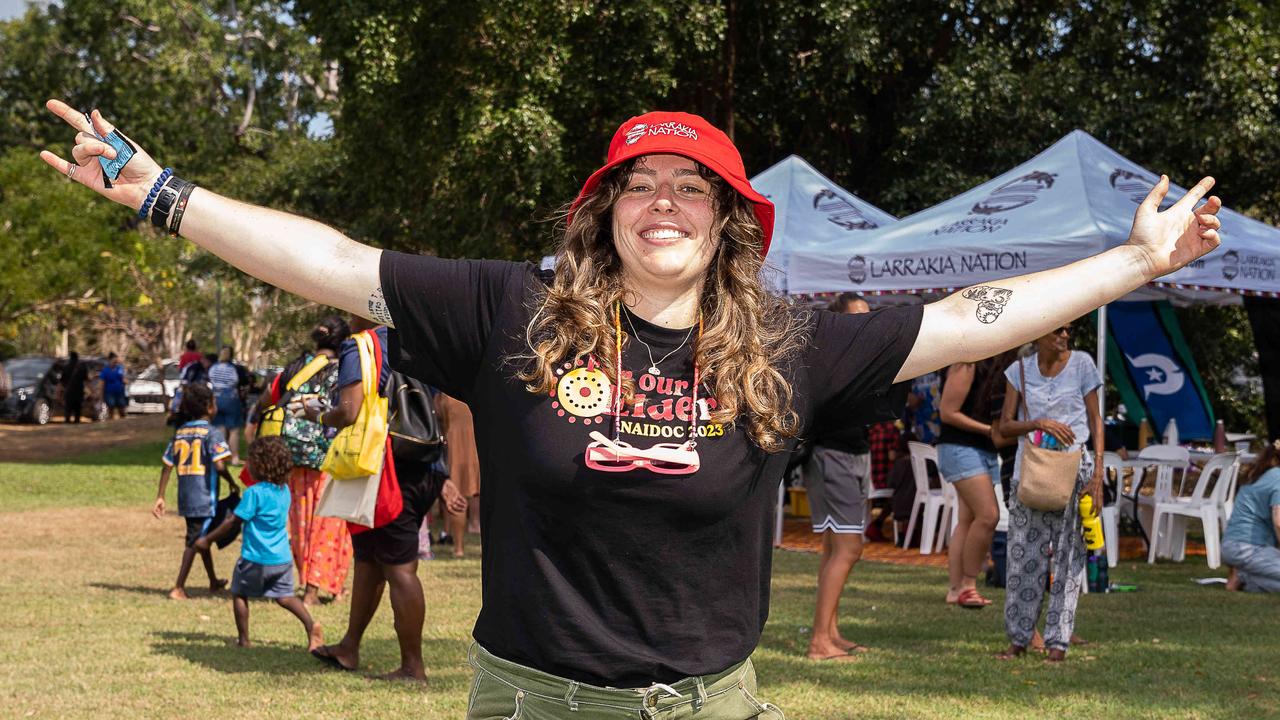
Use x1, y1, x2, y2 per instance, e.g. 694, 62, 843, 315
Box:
555, 367, 612, 418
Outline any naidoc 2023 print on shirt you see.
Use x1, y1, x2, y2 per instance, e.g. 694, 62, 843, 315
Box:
549, 355, 723, 475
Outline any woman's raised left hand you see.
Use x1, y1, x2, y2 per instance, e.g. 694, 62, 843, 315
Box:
1126, 175, 1223, 280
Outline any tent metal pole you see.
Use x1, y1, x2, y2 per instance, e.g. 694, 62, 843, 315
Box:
1097, 303, 1108, 420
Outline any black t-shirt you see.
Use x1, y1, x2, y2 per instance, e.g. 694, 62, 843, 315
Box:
813, 424, 870, 454
380, 251, 922, 687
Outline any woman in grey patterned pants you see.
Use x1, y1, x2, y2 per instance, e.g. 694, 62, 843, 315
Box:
1003, 456, 1092, 656
995, 325, 1105, 662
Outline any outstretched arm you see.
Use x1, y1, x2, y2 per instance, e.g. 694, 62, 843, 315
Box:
896, 176, 1221, 381
39, 101, 386, 323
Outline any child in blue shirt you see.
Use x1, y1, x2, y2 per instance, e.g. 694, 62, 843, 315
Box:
198, 436, 324, 650
153, 383, 237, 600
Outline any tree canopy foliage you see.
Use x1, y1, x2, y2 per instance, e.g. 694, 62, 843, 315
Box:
2, 0, 1277, 431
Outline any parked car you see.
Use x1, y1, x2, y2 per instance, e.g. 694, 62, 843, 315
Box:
126, 359, 181, 414
0, 355, 108, 424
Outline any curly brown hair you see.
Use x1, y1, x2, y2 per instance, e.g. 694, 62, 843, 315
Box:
515, 158, 809, 452
248, 436, 293, 485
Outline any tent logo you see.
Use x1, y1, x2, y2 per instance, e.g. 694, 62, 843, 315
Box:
813, 189, 879, 230
847, 255, 868, 284
1222, 250, 1240, 280
1109, 168, 1175, 209
970, 171, 1057, 215
1126, 353, 1185, 399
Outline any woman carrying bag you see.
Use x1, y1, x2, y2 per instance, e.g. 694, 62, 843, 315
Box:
995, 324, 1104, 662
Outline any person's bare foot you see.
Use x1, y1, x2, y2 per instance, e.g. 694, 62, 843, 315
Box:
374, 667, 427, 684
1226, 567, 1242, 592
832, 636, 869, 654
807, 639, 859, 662
307, 624, 325, 652
945, 588, 960, 604
168, 587, 189, 600
996, 644, 1027, 660
209, 578, 228, 595
312, 644, 358, 672
1045, 648, 1067, 663
1031, 629, 1045, 652
302, 589, 321, 607
227, 638, 252, 648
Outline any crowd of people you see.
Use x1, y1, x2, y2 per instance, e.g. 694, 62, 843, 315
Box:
153, 315, 482, 682
45, 98, 1269, 718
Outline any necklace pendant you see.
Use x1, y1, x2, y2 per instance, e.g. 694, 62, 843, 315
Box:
648, 366, 661, 376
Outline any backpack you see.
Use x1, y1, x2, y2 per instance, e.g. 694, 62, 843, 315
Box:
367, 331, 445, 464
256, 354, 331, 439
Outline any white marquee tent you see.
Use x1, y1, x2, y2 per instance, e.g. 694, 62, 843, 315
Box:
784, 129, 1280, 423
749, 155, 897, 293
785, 129, 1280, 303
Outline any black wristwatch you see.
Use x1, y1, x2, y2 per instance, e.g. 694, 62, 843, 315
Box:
150, 177, 191, 229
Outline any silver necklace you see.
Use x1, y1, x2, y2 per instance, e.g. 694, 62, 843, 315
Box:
623, 309, 696, 376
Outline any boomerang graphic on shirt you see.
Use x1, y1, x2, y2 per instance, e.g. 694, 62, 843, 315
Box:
1125, 353, 1185, 399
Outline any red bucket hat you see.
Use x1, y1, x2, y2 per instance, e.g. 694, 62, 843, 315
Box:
568, 111, 775, 257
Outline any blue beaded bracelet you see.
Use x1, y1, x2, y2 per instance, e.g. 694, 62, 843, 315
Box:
138, 167, 173, 219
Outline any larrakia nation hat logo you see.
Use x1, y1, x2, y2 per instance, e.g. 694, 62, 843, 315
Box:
568, 111, 776, 256
624, 120, 699, 145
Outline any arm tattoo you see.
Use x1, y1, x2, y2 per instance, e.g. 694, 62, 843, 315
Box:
961, 286, 1012, 324
368, 286, 395, 328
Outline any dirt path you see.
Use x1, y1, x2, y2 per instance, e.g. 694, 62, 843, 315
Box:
0, 414, 170, 462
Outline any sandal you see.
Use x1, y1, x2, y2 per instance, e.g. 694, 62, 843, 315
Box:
956, 587, 991, 609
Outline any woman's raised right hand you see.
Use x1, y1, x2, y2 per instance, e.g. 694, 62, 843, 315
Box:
38, 100, 163, 213
1036, 418, 1075, 446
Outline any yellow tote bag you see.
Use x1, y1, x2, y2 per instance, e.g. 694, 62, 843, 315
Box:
321, 331, 388, 479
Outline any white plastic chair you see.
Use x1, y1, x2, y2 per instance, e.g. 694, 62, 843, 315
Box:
1134, 444, 1191, 556
1147, 452, 1239, 568
1100, 451, 1125, 568
1220, 461, 1241, 524
935, 479, 958, 553
994, 482, 1010, 533
863, 474, 897, 544
905, 442, 949, 555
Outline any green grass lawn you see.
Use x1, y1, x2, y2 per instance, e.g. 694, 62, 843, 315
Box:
1, 437, 1277, 719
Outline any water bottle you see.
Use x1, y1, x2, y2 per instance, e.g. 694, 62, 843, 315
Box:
1096, 552, 1110, 593
1213, 419, 1227, 453
1079, 495, 1105, 551
1086, 553, 1099, 593
1164, 417, 1179, 446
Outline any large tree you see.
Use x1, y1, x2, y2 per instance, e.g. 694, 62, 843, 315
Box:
0, 1, 343, 367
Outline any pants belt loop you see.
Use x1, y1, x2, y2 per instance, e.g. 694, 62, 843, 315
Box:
693, 675, 708, 711
564, 680, 580, 711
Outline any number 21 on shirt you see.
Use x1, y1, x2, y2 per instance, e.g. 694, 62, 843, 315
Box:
172, 438, 206, 476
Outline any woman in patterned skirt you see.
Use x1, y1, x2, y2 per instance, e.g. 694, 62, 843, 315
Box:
277, 316, 353, 605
